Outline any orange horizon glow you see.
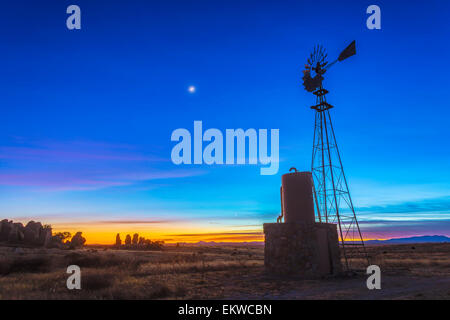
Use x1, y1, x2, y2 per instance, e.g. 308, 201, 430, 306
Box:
49, 227, 388, 245
10, 219, 402, 245
49, 221, 264, 245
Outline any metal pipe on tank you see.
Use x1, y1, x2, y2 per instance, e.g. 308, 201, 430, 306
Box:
277, 186, 284, 223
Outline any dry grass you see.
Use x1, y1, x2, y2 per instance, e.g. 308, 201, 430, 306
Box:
0, 255, 52, 275
0, 243, 448, 299
365, 243, 450, 277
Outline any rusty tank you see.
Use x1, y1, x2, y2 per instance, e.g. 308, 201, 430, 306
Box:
280, 168, 315, 224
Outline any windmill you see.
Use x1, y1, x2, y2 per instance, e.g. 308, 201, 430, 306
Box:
302, 41, 369, 270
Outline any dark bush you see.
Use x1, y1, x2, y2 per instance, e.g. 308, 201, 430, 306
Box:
82, 272, 113, 291
64, 252, 146, 269
0, 256, 51, 275
146, 282, 172, 299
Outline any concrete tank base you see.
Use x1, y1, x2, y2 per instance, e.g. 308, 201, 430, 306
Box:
263, 222, 342, 277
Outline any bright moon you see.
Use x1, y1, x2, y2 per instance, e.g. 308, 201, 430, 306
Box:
188, 86, 196, 93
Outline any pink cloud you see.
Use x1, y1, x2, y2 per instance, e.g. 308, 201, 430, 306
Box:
0, 139, 204, 191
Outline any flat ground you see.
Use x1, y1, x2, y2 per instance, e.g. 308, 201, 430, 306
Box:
0, 243, 449, 299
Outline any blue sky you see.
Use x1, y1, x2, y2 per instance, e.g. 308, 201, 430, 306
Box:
0, 0, 449, 242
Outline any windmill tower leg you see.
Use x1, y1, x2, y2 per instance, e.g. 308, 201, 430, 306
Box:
311, 87, 369, 271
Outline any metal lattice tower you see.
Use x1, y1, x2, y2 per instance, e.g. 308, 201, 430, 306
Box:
302, 41, 369, 270
310, 87, 369, 270
301, 41, 369, 270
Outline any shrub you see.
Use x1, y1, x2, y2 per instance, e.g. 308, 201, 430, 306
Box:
82, 272, 113, 291
64, 252, 146, 270
0, 256, 51, 275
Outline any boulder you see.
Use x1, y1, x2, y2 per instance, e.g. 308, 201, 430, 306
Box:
125, 234, 131, 246
0, 220, 12, 241
132, 233, 139, 245
8, 223, 25, 243
22, 221, 52, 246
23, 221, 42, 245
40, 227, 53, 247
25, 221, 42, 235
0, 219, 54, 247
23, 228, 38, 244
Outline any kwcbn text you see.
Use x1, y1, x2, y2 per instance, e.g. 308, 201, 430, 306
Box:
177, 304, 272, 317
171, 121, 279, 175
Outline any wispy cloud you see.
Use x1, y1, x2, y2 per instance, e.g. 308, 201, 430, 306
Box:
357, 196, 450, 215
0, 169, 204, 191
358, 219, 450, 239
94, 219, 178, 225
166, 231, 262, 237
0, 140, 165, 162
0, 138, 204, 191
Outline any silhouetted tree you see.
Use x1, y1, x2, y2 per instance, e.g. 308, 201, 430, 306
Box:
54, 231, 72, 242
69, 232, 86, 249
115, 233, 122, 246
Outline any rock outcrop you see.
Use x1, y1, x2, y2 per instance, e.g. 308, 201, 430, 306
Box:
125, 234, 132, 246
114, 233, 163, 250
132, 233, 139, 245
0, 219, 13, 241
0, 219, 87, 250
23, 221, 40, 244
22, 221, 52, 246
8, 223, 25, 243
0, 219, 57, 248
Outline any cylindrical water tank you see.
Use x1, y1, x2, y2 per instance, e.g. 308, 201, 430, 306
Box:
281, 170, 315, 224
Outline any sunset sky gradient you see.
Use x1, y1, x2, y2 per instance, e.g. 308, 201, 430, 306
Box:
1, 0, 450, 243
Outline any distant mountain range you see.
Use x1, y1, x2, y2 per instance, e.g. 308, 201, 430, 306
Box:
174, 235, 450, 247
365, 235, 450, 245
